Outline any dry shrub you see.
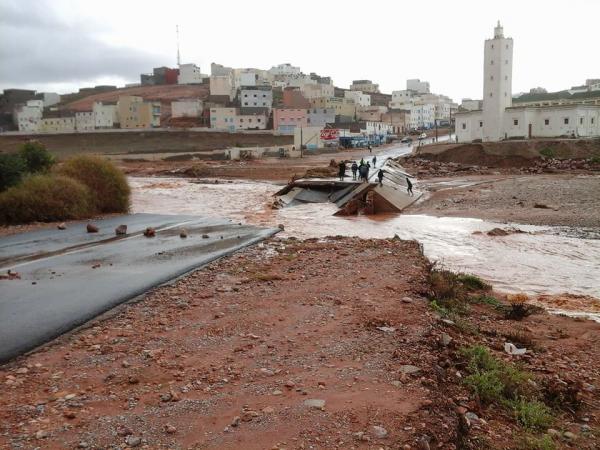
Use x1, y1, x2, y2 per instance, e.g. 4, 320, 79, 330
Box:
0, 174, 92, 224
59, 155, 130, 213
503, 328, 535, 348
506, 293, 538, 320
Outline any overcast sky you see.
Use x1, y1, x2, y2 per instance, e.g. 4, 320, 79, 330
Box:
1, 0, 599, 101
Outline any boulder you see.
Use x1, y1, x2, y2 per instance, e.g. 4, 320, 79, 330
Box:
115, 224, 127, 235
143, 227, 156, 237
86, 223, 99, 233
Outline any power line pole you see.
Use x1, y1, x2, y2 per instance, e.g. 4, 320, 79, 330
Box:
176, 25, 181, 66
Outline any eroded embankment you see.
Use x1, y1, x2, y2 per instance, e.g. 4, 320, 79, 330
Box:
413, 139, 600, 167
1, 237, 598, 449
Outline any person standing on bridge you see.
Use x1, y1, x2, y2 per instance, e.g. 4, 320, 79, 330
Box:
365, 162, 371, 182
368, 144, 372, 154
377, 168, 385, 186
338, 160, 347, 181
372, 155, 377, 167
406, 177, 414, 196
351, 161, 358, 180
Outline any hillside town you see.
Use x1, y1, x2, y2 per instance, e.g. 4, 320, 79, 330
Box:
1, 63, 460, 147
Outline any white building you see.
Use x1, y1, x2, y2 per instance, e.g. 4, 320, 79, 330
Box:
93, 102, 118, 128
75, 111, 94, 131
235, 113, 267, 130
42, 92, 60, 107
407, 79, 430, 94
210, 75, 235, 100
456, 22, 600, 142
172, 99, 203, 118
460, 99, 483, 111
409, 104, 436, 129
390, 90, 414, 109
269, 63, 301, 77
344, 90, 371, 107
233, 68, 270, 89
15, 100, 43, 132
178, 63, 204, 84
240, 87, 273, 109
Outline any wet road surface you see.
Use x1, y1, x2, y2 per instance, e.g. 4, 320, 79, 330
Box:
0, 213, 278, 362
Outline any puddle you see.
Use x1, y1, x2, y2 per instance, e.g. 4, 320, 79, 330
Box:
131, 177, 600, 318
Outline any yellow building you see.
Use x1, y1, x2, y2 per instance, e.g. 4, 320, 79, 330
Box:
310, 97, 356, 118
38, 112, 75, 133
117, 96, 161, 129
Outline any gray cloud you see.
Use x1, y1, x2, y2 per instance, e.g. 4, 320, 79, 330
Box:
0, 0, 165, 89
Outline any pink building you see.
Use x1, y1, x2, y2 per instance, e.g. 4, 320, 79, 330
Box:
273, 108, 307, 134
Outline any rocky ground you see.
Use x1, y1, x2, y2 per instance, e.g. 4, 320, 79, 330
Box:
410, 174, 600, 229
1, 237, 599, 449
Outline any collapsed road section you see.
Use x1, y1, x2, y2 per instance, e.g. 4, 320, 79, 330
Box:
0, 213, 278, 362
274, 159, 421, 215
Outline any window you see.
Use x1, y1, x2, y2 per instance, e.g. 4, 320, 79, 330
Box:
592, 118, 595, 124
240, 118, 244, 122
462, 123, 466, 130
580, 117, 584, 125
491, 44, 494, 49
564, 118, 569, 125
544, 119, 549, 125
490, 60, 494, 65
489, 93, 493, 97
505, 75, 508, 80
479, 121, 483, 127
244, 102, 248, 106
513, 119, 518, 126
505, 60, 508, 64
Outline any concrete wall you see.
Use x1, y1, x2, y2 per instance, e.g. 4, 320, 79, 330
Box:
172, 100, 203, 118
210, 75, 234, 100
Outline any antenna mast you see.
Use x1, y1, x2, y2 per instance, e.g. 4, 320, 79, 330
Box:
176, 25, 181, 66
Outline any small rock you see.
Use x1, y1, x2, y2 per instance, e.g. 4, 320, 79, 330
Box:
563, 431, 577, 440
160, 392, 172, 402
304, 398, 326, 409
143, 227, 155, 237
35, 430, 48, 439
376, 326, 396, 333
231, 416, 241, 427
57, 223, 67, 230
262, 406, 275, 414
115, 224, 127, 235
272, 389, 283, 396
278, 224, 285, 230
86, 223, 99, 233
63, 410, 76, 419
399, 365, 421, 375
164, 424, 177, 434
580, 424, 591, 433
441, 333, 452, 346
202, 234, 210, 239
284, 380, 295, 388
372, 425, 388, 439
125, 435, 142, 447
15, 367, 29, 374
179, 229, 188, 238
401, 297, 413, 303
78, 442, 89, 448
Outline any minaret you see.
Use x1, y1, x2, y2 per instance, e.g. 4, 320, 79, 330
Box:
482, 21, 513, 141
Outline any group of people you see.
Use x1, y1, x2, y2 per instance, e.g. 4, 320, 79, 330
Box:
337, 156, 414, 195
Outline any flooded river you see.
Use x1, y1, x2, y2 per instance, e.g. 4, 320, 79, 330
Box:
131, 177, 600, 320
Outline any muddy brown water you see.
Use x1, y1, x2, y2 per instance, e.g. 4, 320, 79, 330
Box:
131, 177, 600, 321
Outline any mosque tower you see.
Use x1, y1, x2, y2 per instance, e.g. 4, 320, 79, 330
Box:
482, 21, 513, 141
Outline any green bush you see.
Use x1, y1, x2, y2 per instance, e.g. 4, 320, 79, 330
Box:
460, 345, 533, 403
512, 399, 554, 430
518, 434, 556, 450
539, 147, 555, 158
19, 141, 55, 173
457, 274, 491, 291
0, 174, 92, 224
59, 155, 130, 213
0, 153, 27, 191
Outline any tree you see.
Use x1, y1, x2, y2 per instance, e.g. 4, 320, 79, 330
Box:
0, 153, 27, 191
19, 141, 55, 174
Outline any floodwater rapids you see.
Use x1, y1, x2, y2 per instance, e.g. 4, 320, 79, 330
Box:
131, 177, 600, 321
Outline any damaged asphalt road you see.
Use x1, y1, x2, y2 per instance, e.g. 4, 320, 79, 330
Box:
0, 213, 278, 363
